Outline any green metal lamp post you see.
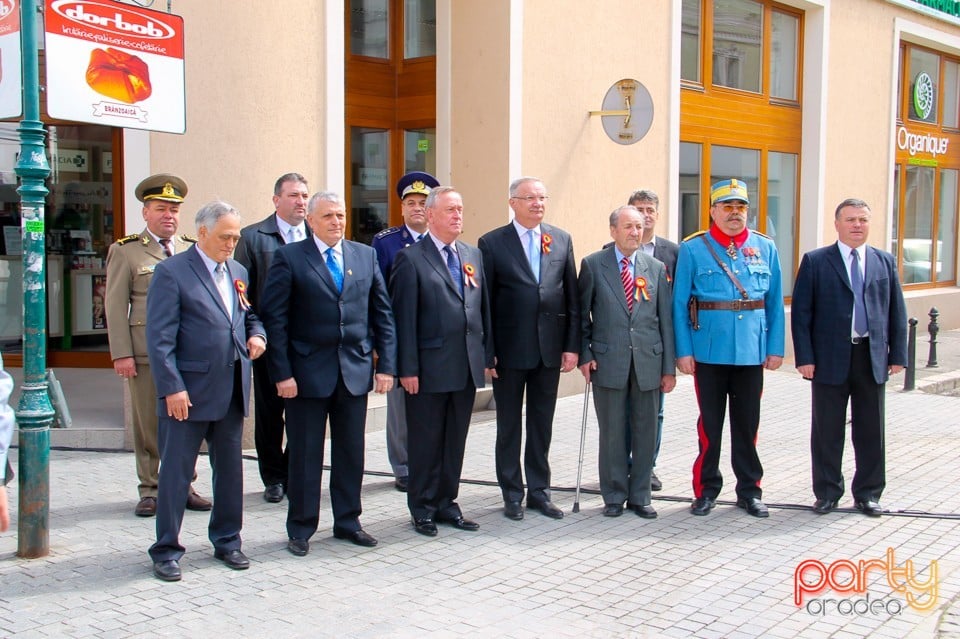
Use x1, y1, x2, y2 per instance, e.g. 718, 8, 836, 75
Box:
15, 0, 53, 558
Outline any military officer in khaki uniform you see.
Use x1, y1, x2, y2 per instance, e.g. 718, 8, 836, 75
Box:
106, 174, 212, 517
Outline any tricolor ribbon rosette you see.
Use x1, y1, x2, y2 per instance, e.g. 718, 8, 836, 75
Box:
234, 279, 252, 310
634, 276, 650, 302
463, 263, 479, 288
541, 233, 553, 254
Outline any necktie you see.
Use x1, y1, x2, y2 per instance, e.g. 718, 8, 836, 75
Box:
415, 233, 423, 242
214, 263, 233, 319
620, 256, 634, 313
443, 245, 463, 296
326, 247, 343, 293
850, 250, 867, 336
159, 238, 172, 258
527, 229, 540, 283
287, 227, 298, 244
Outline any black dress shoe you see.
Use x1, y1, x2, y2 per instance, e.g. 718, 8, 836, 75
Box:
690, 497, 715, 516
287, 538, 309, 556
812, 498, 839, 515
394, 476, 409, 493
186, 491, 212, 511
602, 503, 624, 517
263, 483, 285, 503
736, 497, 769, 518
153, 559, 181, 582
413, 518, 438, 536
503, 501, 524, 520
214, 549, 250, 570
438, 516, 480, 531
650, 472, 663, 492
529, 500, 564, 520
855, 500, 883, 517
333, 528, 378, 547
135, 496, 157, 517
629, 503, 658, 519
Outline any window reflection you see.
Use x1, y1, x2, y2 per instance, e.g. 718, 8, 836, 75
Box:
404, 0, 436, 59
712, 0, 763, 93
350, 0, 389, 59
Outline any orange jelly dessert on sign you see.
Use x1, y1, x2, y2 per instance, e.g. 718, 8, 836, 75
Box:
85, 48, 153, 104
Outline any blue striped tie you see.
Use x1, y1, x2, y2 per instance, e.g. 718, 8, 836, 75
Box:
443, 246, 463, 296
326, 247, 343, 293
850, 250, 867, 336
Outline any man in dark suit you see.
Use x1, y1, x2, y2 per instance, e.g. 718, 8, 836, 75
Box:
389, 186, 494, 537
791, 198, 907, 517
260, 191, 396, 556
372, 171, 439, 493
146, 201, 266, 582
234, 173, 310, 504
478, 176, 579, 521
628, 189, 678, 492
578, 205, 676, 518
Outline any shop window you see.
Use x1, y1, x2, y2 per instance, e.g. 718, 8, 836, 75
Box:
0, 123, 116, 355
944, 61, 959, 130
350, 0, 390, 59
902, 165, 935, 285
908, 48, 939, 124
404, 0, 435, 59
938, 169, 958, 282
712, 0, 763, 93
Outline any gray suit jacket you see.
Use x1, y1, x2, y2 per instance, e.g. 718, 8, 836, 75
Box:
578, 246, 675, 391
146, 245, 263, 421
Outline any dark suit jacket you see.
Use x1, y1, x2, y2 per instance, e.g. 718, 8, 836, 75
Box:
234, 213, 285, 312
791, 243, 907, 385
478, 223, 580, 369
579, 247, 675, 391
260, 238, 397, 398
652, 236, 679, 284
146, 245, 263, 421
389, 236, 493, 393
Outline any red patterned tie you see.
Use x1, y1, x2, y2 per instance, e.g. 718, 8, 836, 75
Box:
620, 256, 634, 313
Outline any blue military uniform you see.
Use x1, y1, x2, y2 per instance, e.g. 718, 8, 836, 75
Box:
373, 224, 420, 282
673, 228, 785, 364
671, 178, 786, 516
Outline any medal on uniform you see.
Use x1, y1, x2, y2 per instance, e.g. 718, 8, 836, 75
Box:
634, 276, 650, 302
726, 240, 737, 259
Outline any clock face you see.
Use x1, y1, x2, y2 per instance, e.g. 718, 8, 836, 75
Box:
913, 72, 934, 121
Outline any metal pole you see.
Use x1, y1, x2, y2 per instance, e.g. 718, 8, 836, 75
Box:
904, 318, 917, 392
572, 382, 591, 514
15, 0, 54, 559
927, 307, 940, 368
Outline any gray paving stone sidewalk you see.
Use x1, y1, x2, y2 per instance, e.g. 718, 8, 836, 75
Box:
2, 368, 959, 638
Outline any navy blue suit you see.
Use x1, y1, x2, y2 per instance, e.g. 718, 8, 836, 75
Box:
146, 245, 262, 562
792, 242, 907, 503
260, 237, 396, 540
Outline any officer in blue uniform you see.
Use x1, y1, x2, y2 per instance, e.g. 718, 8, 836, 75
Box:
672, 179, 785, 519
372, 170, 440, 491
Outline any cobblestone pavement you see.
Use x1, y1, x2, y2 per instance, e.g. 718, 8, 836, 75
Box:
2, 369, 959, 638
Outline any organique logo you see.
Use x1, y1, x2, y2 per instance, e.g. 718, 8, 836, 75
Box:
795, 548, 937, 616
51, 0, 176, 39
913, 72, 935, 120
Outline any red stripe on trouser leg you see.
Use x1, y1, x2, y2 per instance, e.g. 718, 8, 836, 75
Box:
691, 374, 708, 499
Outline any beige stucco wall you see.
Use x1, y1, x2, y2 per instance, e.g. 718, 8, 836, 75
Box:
448, 0, 673, 253
146, 1, 331, 227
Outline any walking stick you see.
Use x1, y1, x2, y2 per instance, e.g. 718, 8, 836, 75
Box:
573, 381, 591, 513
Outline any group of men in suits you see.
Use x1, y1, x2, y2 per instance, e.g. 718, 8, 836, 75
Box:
109, 168, 905, 582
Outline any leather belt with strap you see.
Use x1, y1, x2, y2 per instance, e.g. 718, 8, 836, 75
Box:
697, 299, 765, 311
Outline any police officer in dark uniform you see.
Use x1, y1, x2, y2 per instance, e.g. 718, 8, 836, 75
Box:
672, 179, 785, 519
372, 171, 439, 491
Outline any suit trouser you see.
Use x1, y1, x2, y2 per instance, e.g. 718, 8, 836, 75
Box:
405, 382, 475, 521
285, 376, 368, 540
493, 363, 561, 505
624, 390, 665, 468
691, 363, 764, 500
385, 384, 408, 478
149, 373, 244, 562
811, 341, 886, 502
252, 355, 288, 488
593, 365, 658, 506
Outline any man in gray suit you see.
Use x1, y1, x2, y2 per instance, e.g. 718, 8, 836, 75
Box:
146, 201, 266, 581
578, 205, 676, 518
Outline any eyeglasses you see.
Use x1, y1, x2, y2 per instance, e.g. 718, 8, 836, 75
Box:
717, 203, 748, 213
514, 196, 549, 203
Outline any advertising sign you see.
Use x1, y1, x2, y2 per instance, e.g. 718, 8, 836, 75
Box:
44, 0, 185, 133
0, 0, 22, 119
